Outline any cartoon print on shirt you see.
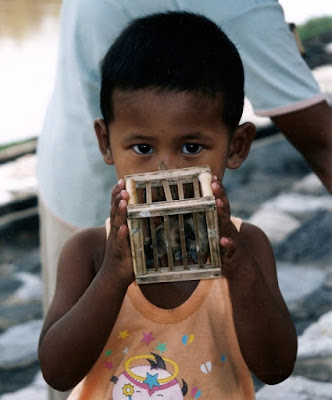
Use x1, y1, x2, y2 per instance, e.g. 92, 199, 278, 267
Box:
111, 353, 188, 399
190, 387, 202, 399
107, 329, 228, 398
142, 331, 155, 346
200, 361, 212, 374
181, 334, 195, 345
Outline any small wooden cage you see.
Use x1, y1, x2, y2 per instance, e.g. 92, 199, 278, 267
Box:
125, 165, 221, 284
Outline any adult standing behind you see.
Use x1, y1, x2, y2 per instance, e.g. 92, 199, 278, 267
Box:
38, 0, 331, 332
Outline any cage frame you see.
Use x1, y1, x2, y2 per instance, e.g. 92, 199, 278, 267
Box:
125, 165, 222, 284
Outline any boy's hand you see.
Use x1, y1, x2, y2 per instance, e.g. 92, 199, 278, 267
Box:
211, 176, 252, 282
102, 179, 134, 287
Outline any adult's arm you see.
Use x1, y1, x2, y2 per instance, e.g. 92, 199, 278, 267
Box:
272, 100, 332, 193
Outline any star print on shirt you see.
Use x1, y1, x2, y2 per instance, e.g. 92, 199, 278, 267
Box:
118, 330, 129, 339
105, 361, 113, 370
142, 331, 155, 346
154, 342, 167, 353
144, 372, 160, 390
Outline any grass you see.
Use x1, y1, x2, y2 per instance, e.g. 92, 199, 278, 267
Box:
0, 137, 37, 152
297, 16, 332, 42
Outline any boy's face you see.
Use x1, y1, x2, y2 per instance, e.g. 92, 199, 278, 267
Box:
95, 89, 255, 180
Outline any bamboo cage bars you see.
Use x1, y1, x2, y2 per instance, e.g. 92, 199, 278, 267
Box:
125, 165, 221, 284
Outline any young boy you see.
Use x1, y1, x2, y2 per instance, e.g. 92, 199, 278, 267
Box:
39, 12, 297, 399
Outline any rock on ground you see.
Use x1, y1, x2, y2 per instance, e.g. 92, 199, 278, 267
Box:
298, 311, 332, 359
256, 376, 332, 400
275, 209, 332, 263
293, 311, 332, 382
0, 320, 43, 369
277, 263, 326, 306
248, 209, 300, 244
0, 372, 47, 400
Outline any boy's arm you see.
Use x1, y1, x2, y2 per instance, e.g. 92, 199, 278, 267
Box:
39, 183, 134, 392
212, 178, 297, 384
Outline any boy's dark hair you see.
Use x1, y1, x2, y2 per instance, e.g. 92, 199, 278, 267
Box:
100, 11, 244, 130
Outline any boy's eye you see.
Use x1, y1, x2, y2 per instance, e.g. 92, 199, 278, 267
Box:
133, 144, 153, 154
182, 143, 203, 154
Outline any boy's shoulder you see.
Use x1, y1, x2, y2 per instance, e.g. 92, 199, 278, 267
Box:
239, 221, 277, 283
240, 221, 271, 251
61, 225, 107, 272
71, 225, 106, 245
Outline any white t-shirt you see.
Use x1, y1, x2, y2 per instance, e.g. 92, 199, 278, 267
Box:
37, 0, 325, 228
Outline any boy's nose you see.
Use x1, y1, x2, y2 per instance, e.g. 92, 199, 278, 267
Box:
158, 155, 179, 171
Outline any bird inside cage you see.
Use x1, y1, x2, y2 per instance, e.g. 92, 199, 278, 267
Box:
144, 212, 209, 268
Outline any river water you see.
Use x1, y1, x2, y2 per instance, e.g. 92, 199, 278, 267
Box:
0, 0, 61, 146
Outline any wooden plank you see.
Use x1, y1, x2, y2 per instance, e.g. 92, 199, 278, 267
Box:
213, 208, 222, 271
136, 267, 221, 284
163, 215, 174, 270
176, 179, 188, 269
177, 180, 184, 200
149, 217, 159, 271
205, 210, 222, 270
162, 179, 173, 202
193, 177, 200, 198
178, 213, 188, 269
192, 213, 203, 266
126, 178, 138, 205
198, 171, 213, 196
127, 197, 216, 219
124, 165, 211, 186
128, 219, 146, 276
146, 182, 152, 203
126, 178, 146, 276
158, 161, 166, 171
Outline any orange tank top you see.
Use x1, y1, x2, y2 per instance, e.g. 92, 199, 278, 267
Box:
68, 217, 255, 400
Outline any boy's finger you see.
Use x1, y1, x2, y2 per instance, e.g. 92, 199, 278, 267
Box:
111, 201, 131, 258
212, 182, 231, 230
110, 190, 129, 224
111, 224, 129, 253
110, 193, 121, 224
111, 199, 128, 237
212, 180, 239, 247
111, 179, 125, 205
110, 180, 125, 222
212, 180, 230, 211
220, 237, 236, 261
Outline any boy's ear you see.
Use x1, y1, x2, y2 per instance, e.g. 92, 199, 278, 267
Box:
226, 122, 256, 169
94, 118, 114, 165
